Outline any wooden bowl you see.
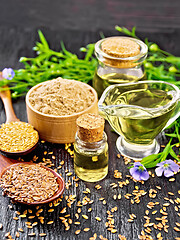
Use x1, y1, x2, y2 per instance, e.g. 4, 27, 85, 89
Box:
26, 79, 98, 143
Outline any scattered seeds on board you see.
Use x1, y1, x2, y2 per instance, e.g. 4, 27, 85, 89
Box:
0, 141, 179, 239
84, 228, 90, 232
95, 217, 101, 221
174, 227, 180, 232
48, 209, 54, 213
169, 178, 175, 182
28, 232, 36, 236
5, 232, 10, 237
75, 229, 81, 235
39, 233, 47, 237
47, 221, 54, 225
82, 215, 88, 220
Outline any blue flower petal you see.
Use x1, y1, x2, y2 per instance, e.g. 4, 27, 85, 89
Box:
130, 168, 141, 181
164, 169, 174, 178
155, 166, 164, 177
134, 162, 143, 167
130, 167, 136, 175
2, 68, 15, 80
140, 170, 149, 181
168, 161, 179, 172
132, 171, 142, 181
156, 161, 165, 167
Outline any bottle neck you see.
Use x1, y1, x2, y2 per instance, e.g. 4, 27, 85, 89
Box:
75, 131, 107, 150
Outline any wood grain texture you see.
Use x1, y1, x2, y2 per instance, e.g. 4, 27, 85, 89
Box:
0, 0, 180, 70
1, 0, 180, 31
0, 111, 180, 240
0, 3, 180, 238
0, 96, 179, 240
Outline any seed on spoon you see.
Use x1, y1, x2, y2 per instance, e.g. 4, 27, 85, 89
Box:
0, 121, 38, 153
0, 164, 59, 203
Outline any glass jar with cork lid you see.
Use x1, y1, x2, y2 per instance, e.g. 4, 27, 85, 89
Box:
93, 36, 148, 97
74, 113, 108, 182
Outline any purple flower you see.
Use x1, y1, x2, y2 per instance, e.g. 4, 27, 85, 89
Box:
2, 68, 15, 80
130, 162, 149, 181
155, 160, 179, 177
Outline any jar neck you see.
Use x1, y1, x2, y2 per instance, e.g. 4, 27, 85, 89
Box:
75, 131, 107, 150
97, 63, 145, 77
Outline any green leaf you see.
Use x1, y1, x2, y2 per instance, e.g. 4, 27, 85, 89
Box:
131, 26, 137, 38
38, 30, 49, 49
144, 158, 162, 168
141, 153, 161, 165
165, 133, 178, 138
175, 122, 180, 142
85, 44, 95, 61
169, 148, 180, 161
99, 31, 105, 39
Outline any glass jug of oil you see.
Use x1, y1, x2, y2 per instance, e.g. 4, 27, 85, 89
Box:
98, 80, 180, 160
93, 36, 148, 98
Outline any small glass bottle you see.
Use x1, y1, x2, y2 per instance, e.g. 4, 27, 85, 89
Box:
74, 113, 108, 182
93, 36, 148, 97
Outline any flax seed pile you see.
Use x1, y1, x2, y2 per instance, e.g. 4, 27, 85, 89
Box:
0, 121, 39, 152
0, 142, 179, 239
28, 78, 95, 116
0, 164, 59, 203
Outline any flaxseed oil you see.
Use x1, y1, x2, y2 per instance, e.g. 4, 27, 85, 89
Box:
74, 141, 108, 182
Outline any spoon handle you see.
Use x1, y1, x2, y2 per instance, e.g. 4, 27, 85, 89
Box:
0, 87, 19, 123
0, 72, 19, 123
0, 154, 19, 175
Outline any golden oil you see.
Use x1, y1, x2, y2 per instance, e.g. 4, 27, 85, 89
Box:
102, 87, 176, 145
74, 135, 108, 182
93, 72, 145, 97
93, 36, 148, 97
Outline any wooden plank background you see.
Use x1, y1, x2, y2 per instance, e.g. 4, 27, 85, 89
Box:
0, 1, 180, 239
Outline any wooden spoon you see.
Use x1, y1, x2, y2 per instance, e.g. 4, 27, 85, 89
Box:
0, 155, 65, 205
0, 73, 39, 156
0, 74, 65, 205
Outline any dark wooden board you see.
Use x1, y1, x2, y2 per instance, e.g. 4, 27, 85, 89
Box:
0, 96, 180, 240
0, 2, 180, 238
1, 0, 180, 32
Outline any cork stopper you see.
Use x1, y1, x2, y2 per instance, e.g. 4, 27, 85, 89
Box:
76, 113, 105, 142
101, 37, 140, 58
95, 37, 146, 68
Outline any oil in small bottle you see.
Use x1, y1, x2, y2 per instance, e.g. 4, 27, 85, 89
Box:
74, 136, 108, 182
74, 113, 108, 182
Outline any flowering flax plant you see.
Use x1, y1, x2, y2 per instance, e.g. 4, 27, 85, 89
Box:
2, 68, 15, 80
130, 162, 149, 181
155, 160, 179, 177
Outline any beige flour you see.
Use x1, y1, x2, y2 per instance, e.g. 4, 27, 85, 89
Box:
28, 78, 95, 116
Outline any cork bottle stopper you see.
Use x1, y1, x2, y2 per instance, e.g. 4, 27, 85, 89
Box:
101, 37, 140, 58
100, 37, 141, 68
76, 113, 105, 142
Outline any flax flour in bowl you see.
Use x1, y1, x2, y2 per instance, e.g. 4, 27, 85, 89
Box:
26, 78, 98, 143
